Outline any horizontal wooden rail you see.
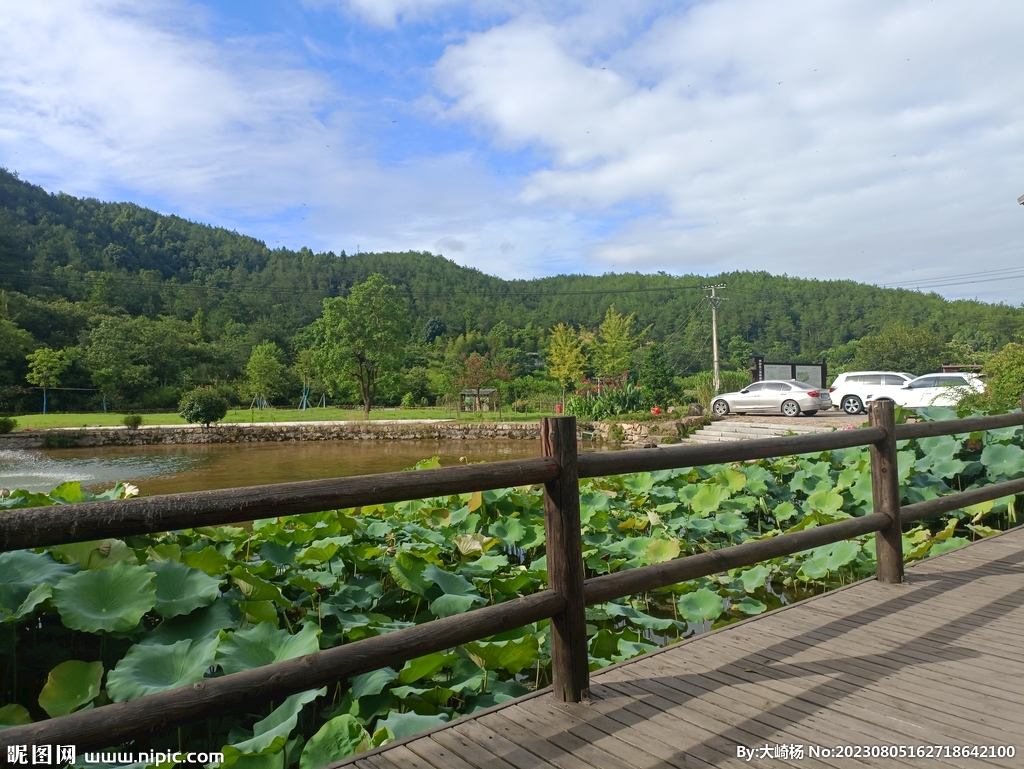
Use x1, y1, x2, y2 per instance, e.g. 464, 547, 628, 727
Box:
583, 513, 890, 605
901, 476, 1024, 524
576, 426, 887, 479
0, 591, 564, 752
894, 411, 1024, 441
0, 457, 559, 552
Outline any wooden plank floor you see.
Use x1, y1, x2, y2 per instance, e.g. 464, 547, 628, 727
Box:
340, 527, 1024, 768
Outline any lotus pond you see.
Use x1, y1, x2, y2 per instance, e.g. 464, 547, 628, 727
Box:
0, 407, 1021, 769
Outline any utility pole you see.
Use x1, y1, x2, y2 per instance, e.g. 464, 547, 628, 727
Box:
703, 284, 727, 394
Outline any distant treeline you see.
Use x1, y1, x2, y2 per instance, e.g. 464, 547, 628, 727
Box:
2, 167, 1022, 413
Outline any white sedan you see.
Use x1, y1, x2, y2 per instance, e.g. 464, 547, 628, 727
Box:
711, 380, 832, 417
870, 373, 984, 409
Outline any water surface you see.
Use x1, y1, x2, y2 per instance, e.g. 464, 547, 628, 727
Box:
0, 440, 565, 495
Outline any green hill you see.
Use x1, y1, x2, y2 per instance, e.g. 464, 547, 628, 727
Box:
2, 167, 1021, 411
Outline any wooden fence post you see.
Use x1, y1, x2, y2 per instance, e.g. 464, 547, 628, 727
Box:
869, 399, 904, 583
540, 416, 590, 702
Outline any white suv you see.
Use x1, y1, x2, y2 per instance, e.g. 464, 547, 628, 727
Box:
828, 371, 914, 414
878, 373, 985, 409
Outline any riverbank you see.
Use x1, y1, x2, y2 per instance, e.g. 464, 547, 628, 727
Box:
0, 416, 708, 450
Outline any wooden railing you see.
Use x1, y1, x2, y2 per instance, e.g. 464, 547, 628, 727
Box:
2, 398, 1024, 752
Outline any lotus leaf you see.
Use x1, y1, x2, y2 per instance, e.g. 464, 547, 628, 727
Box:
465, 635, 540, 674
0, 550, 77, 585
676, 588, 724, 623
897, 450, 917, 481
230, 566, 285, 604
423, 564, 486, 618
397, 651, 456, 685
50, 539, 138, 570
150, 559, 223, 618
349, 667, 398, 699
221, 688, 325, 767
107, 636, 217, 701
388, 551, 431, 595
52, 561, 157, 633
981, 443, 1024, 478
689, 485, 731, 516
374, 711, 449, 742
644, 538, 680, 564
217, 622, 321, 675
488, 517, 526, 544
713, 511, 748, 535
603, 603, 678, 631
929, 536, 970, 556
182, 545, 232, 576
38, 660, 104, 717
732, 597, 767, 615
614, 638, 659, 662
1, 583, 51, 623
141, 598, 241, 645
805, 489, 844, 515
0, 704, 31, 726
739, 564, 770, 593
771, 501, 798, 523
389, 684, 455, 706
299, 715, 371, 769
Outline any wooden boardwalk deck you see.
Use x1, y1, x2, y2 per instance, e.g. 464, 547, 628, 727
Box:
340, 526, 1024, 768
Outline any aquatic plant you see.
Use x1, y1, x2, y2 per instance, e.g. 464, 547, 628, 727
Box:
0, 407, 1020, 767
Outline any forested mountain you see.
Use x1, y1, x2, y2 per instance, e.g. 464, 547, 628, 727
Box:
2, 167, 1022, 411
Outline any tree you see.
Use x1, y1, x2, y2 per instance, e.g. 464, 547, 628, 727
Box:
638, 343, 675, 409
983, 343, 1024, 409
422, 317, 446, 344
179, 386, 228, 427
545, 324, 588, 407
245, 341, 287, 409
317, 274, 410, 419
26, 347, 71, 414
592, 305, 644, 381
853, 323, 945, 375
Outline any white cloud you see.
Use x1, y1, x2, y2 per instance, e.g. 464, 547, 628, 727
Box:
432, 1, 1024, 296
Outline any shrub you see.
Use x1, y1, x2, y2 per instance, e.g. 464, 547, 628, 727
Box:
0, 416, 17, 434
123, 413, 143, 430
400, 392, 417, 409
178, 387, 229, 427
983, 343, 1024, 410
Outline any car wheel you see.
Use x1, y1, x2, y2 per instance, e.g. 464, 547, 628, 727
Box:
841, 395, 864, 415
712, 399, 730, 416
803, 410, 818, 416
781, 400, 801, 417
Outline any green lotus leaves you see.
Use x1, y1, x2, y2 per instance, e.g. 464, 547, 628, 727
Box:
0, 550, 77, 585
981, 442, 1024, 478
0, 704, 32, 726
221, 688, 325, 767
464, 635, 539, 674
806, 489, 844, 515
300, 715, 372, 769
488, 517, 526, 544
644, 538, 680, 564
38, 660, 104, 717
150, 559, 223, 618
51, 561, 157, 633
388, 551, 431, 595
1, 583, 51, 623
216, 622, 321, 675
107, 637, 218, 701
689, 485, 731, 516
397, 652, 456, 685
349, 667, 397, 699
374, 711, 449, 741
141, 598, 240, 646
677, 588, 724, 624
50, 539, 138, 570
732, 597, 768, 615
739, 564, 770, 593
423, 564, 486, 618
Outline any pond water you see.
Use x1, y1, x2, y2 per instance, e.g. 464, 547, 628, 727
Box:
0, 440, 603, 496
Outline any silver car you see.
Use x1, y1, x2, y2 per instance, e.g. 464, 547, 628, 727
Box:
710, 380, 832, 418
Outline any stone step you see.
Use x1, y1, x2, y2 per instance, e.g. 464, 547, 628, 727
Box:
685, 420, 835, 444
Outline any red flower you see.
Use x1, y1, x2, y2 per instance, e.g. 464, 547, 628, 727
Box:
651, 407, 662, 415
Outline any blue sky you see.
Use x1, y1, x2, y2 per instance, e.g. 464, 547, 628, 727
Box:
2, 1, 1023, 301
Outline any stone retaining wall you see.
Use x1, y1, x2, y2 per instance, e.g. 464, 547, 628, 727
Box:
0, 416, 708, 450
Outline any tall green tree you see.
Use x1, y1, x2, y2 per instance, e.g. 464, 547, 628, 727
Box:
245, 341, 287, 409
592, 305, 644, 381
853, 322, 945, 375
26, 347, 72, 414
545, 324, 588, 407
317, 274, 410, 418
638, 343, 675, 409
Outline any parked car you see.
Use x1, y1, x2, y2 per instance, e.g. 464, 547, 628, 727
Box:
710, 380, 832, 417
828, 371, 914, 415
870, 373, 984, 409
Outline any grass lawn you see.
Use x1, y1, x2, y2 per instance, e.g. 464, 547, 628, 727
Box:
7, 407, 556, 431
